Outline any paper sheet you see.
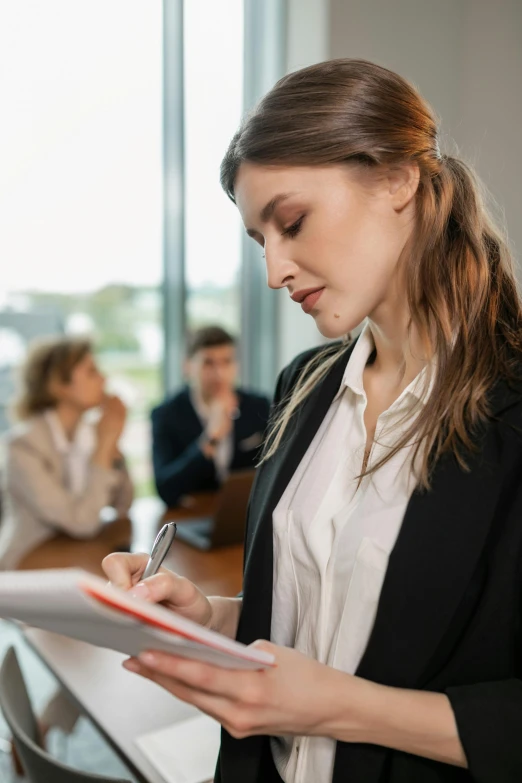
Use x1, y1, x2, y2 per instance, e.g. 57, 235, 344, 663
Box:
136, 714, 221, 783
0, 568, 275, 669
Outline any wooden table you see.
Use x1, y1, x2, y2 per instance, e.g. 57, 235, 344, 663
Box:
16, 516, 133, 577
16, 494, 244, 597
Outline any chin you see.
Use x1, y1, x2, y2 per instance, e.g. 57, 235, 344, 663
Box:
314, 313, 359, 340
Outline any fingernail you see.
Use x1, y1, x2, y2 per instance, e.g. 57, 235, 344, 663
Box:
122, 658, 139, 672
129, 582, 150, 600
139, 652, 156, 667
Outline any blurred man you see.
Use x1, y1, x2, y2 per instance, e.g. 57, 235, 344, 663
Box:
151, 326, 270, 507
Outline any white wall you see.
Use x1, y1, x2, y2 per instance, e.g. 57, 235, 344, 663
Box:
276, 0, 522, 372
329, 0, 522, 266
456, 0, 522, 264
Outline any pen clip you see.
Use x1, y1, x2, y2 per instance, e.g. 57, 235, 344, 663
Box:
150, 525, 167, 558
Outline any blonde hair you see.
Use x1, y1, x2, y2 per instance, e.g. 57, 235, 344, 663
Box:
13, 336, 93, 421
221, 59, 522, 489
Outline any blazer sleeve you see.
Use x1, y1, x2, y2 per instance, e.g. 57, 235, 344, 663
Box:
151, 404, 216, 507
446, 679, 522, 782
7, 440, 121, 538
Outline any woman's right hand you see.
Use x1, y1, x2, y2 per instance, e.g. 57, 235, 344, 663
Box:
101, 552, 214, 628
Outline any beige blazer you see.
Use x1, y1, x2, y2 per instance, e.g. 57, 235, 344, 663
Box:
0, 414, 134, 570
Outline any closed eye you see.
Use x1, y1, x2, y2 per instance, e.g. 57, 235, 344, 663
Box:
281, 215, 305, 238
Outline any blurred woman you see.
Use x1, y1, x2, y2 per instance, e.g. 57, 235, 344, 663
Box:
0, 336, 133, 570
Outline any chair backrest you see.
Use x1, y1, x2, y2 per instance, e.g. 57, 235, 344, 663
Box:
0, 646, 131, 783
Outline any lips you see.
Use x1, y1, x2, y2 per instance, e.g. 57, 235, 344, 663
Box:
300, 288, 324, 314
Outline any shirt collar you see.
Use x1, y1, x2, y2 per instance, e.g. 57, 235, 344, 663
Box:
44, 410, 94, 456
190, 389, 209, 424
338, 322, 375, 399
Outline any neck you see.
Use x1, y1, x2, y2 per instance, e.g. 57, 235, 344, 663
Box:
366, 280, 430, 390
194, 386, 233, 406
190, 386, 213, 410
53, 403, 83, 440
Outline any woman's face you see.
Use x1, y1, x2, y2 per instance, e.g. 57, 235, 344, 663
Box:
234, 162, 418, 338
52, 353, 106, 411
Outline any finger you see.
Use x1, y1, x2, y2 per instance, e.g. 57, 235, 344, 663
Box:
123, 659, 240, 727
131, 570, 196, 608
250, 639, 277, 655
102, 552, 150, 589
137, 651, 262, 702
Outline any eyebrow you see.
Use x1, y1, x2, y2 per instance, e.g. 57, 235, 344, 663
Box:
261, 192, 295, 221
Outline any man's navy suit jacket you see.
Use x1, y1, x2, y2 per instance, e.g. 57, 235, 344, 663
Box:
151, 387, 270, 507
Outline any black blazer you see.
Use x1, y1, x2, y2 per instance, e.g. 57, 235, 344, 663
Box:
216, 342, 522, 783
151, 388, 270, 507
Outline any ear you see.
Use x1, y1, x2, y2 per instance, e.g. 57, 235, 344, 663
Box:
387, 163, 420, 211
47, 376, 65, 403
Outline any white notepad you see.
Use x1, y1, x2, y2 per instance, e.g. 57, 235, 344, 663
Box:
136, 714, 221, 783
0, 568, 274, 670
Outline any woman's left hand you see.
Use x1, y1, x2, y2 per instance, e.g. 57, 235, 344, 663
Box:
123, 641, 357, 739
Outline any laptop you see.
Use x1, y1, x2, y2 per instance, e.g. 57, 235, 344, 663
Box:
173, 469, 256, 551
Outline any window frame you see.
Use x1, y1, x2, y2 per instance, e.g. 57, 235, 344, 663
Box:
163, 0, 186, 394
162, 0, 287, 395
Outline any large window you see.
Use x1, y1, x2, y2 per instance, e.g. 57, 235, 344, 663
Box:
183, 0, 244, 336
0, 0, 284, 499
0, 1, 163, 496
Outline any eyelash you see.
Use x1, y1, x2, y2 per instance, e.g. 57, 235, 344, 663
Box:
282, 215, 305, 238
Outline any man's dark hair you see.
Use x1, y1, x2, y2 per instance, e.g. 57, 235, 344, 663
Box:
186, 325, 236, 358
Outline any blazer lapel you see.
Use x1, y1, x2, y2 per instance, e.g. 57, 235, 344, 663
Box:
355, 381, 522, 690
222, 348, 352, 783
239, 345, 353, 644
332, 384, 522, 783
180, 388, 205, 436
355, 437, 503, 688
26, 416, 64, 478
333, 448, 502, 783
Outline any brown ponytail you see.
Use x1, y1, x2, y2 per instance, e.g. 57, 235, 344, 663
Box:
221, 59, 522, 487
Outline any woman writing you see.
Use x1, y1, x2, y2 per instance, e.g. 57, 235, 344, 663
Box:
104, 59, 522, 782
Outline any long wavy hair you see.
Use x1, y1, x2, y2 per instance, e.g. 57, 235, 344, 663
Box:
220, 59, 522, 488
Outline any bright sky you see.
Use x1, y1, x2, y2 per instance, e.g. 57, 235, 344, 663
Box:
184, 0, 244, 290
0, 0, 243, 295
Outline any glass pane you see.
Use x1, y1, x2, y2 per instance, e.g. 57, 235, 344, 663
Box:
183, 0, 244, 336
0, 0, 163, 497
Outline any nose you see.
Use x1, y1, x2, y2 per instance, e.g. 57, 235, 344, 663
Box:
264, 245, 298, 290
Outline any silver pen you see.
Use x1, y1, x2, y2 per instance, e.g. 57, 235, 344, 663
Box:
141, 522, 177, 580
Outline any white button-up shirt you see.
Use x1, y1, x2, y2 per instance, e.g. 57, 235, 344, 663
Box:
190, 391, 233, 483
270, 323, 430, 783
44, 410, 96, 496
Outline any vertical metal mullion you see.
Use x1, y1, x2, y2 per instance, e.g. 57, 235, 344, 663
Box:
163, 0, 186, 394
241, 0, 287, 394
